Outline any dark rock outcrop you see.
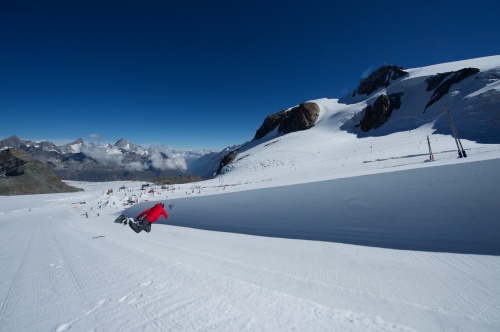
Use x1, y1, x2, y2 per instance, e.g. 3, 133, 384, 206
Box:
216, 150, 238, 174
424, 67, 480, 110
353, 65, 408, 97
278, 102, 320, 135
359, 92, 404, 132
254, 110, 286, 140
253, 102, 320, 140
0, 149, 83, 195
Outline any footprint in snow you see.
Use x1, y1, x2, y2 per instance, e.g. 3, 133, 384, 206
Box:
55, 299, 107, 332
140, 281, 153, 287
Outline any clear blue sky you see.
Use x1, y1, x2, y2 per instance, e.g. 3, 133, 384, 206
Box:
1, 0, 499, 150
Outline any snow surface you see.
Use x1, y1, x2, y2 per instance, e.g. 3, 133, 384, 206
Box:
1, 56, 500, 331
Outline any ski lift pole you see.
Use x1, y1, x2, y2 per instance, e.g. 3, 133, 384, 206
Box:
444, 107, 463, 158
427, 135, 434, 161
448, 108, 467, 157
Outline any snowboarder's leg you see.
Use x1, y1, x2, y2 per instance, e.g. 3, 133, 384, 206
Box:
129, 221, 141, 233
144, 221, 152, 233
137, 219, 151, 233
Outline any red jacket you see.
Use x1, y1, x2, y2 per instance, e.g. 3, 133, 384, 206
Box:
137, 203, 168, 223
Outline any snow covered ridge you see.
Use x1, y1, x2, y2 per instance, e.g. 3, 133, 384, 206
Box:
218, 55, 500, 178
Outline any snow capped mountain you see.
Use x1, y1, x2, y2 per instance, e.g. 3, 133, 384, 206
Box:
217, 55, 500, 182
0, 136, 210, 181
61, 137, 85, 153
114, 138, 147, 155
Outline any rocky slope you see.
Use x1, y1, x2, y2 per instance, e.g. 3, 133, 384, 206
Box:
0, 149, 83, 195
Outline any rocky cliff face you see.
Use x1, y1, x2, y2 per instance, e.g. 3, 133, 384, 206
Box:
0, 149, 83, 195
352, 65, 408, 97
354, 66, 480, 132
359, 92, 404, 132
424, 67, 480, 110
254, 102, 320, 140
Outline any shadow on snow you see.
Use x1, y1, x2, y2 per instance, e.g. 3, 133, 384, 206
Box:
125, 159, 500, 256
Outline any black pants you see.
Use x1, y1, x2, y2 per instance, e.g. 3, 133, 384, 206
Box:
129, 219, 151, 233
141, 220, 152, 233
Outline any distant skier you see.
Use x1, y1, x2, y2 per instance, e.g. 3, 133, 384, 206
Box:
129, 203, 168, 233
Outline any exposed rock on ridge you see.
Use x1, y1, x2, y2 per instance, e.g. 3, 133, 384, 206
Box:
0, 149, 83, 195
254, 102, 320, 140
359, 92, 404, 132
216, 150, 238, 175
353, 65, 408, 97
279, 102, 320, 135
424, 67, 480, 110
254, 110, 286, 140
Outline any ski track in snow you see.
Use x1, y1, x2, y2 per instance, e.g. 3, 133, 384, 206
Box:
0, 206, 416, 331
1, 161, 500, 331
2, 139, 500, 332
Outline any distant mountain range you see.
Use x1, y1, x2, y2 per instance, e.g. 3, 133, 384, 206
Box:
0, 135, 224, 181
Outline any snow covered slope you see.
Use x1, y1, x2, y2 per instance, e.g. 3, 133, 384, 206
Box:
218, 55, 500, 187
1, 152, 500, 331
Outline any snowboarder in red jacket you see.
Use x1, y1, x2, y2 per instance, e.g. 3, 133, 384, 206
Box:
130, 203, 168, 233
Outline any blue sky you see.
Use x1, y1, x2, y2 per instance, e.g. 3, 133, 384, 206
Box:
1, 1, 499, 150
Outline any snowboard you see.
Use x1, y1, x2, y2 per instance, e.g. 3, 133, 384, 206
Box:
114, 214, 128, 224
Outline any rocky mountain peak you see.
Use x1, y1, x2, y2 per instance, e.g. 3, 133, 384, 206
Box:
115, 138, 129, 148
353, 65, 408, 97
0, 135, 25, 150
254, 102, 320, 140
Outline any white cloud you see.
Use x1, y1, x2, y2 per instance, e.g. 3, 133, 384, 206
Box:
89, 133, 103, 140
79, 143, 187, 172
